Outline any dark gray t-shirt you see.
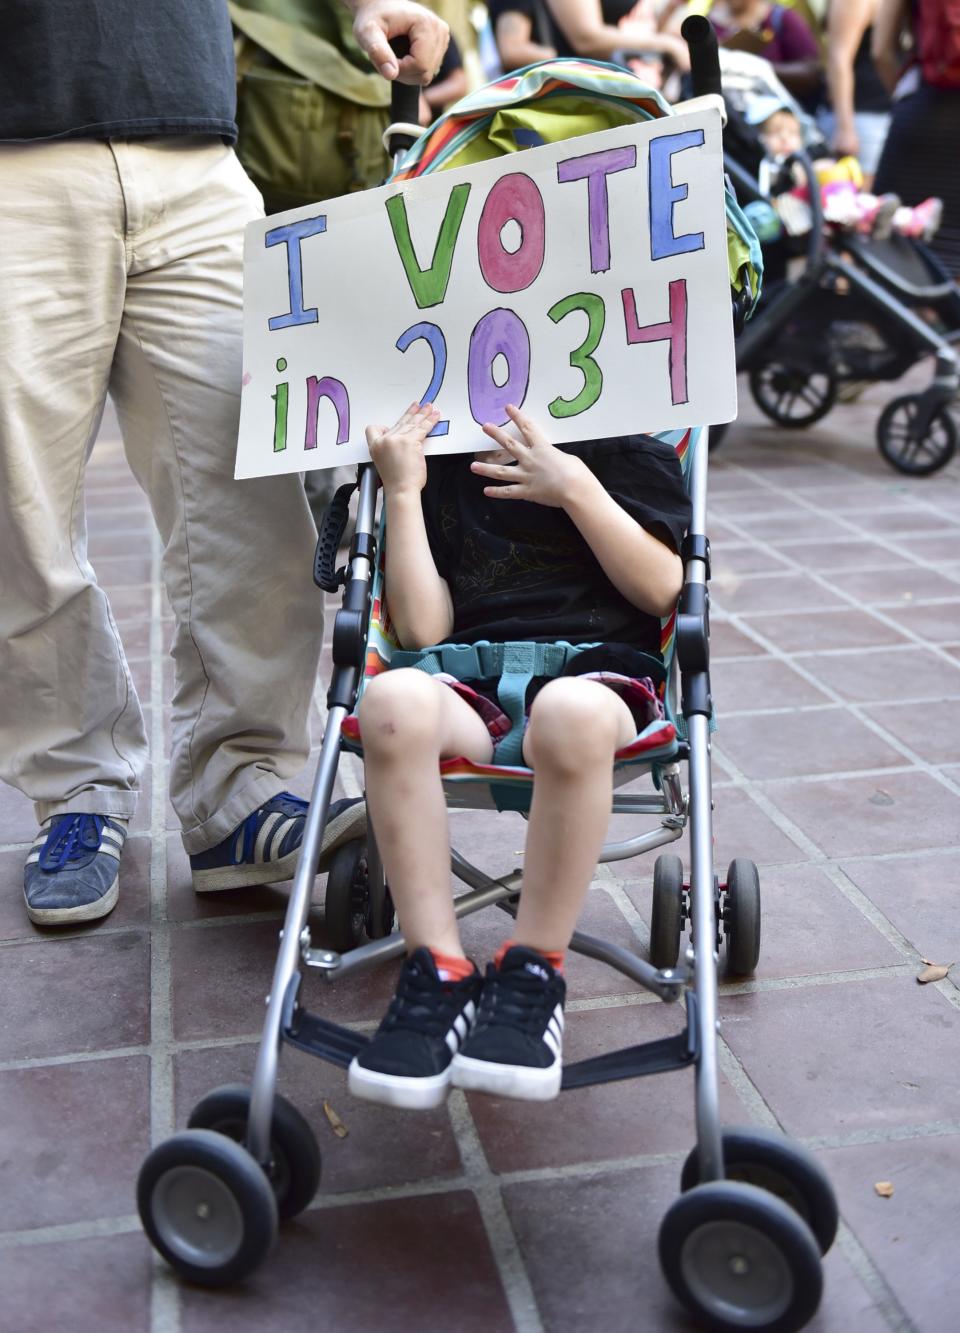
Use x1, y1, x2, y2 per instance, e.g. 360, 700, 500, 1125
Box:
0, 0, 237, 142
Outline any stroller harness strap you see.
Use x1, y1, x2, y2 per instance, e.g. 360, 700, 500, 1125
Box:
391, 639, 600, 766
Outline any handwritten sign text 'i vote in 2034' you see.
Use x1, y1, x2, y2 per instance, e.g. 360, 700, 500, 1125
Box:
234, 106, 736, 479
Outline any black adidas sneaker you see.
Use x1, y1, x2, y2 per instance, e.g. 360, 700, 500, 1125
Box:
452, 946, 566, 1101
348, 948, 482, 1110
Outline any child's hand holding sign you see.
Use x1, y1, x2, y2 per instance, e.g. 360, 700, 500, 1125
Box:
366, 402, 442, 495
472, 404, 589, 510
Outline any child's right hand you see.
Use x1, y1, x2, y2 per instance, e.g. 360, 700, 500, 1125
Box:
366, 402, 441, 496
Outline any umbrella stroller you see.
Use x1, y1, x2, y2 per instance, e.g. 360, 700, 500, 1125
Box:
136, 21, 839, 1331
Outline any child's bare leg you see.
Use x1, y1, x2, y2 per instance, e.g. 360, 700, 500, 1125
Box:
448, 679, 635, 1103
515, 678, 636, 952
358, 668, 493, 957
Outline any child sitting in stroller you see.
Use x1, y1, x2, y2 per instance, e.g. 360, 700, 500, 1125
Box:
347, 400, 691, 1110
752, 97, 943, 242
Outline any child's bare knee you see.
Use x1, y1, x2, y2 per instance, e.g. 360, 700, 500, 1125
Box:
525, 679, 618, 771
358, 669, 440, 751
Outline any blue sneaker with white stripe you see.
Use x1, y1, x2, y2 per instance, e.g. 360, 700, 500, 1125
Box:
452, 946, 566, 1101
189, 792, 366, 893
24, 813, 128, 926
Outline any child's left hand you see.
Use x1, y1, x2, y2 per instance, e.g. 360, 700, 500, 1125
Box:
471, 405, 588, 509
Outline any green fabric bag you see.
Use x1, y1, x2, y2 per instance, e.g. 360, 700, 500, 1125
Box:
230, 0, 391, 214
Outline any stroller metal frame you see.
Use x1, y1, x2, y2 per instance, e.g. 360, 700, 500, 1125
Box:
246, 426, 719, 1172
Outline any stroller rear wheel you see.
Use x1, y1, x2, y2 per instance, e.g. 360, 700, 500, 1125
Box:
137, 1129, 278, 1286
659, 1181, 823, 1332
679, 1127, 838, 1255
323, 838, 372, 952
649, 853, 685, 969
750, 363, 837, 429
722, 858, 761, 976
876, 394, 958, 476
188, 1084, 321, 1222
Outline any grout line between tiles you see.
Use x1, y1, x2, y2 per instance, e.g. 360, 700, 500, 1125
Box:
803, 1118, 960, 1152
714, 760, 948, 788
446, 1091, 544, 1333
3, 965, 938, 1077
0, 1215, 143, 1250
835, 1222, 917, 1333
595, 865, 651, 949
1, 960, 927, 1075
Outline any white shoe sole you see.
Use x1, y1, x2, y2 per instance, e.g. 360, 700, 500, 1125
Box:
191, 803, 367, 893
25, 876, 120, 926
191, 845, 302, 893
348, 1057, 451, 1110
451, 1053, 562, 1101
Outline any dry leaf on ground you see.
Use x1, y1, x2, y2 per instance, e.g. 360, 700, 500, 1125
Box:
323, 1100, 349, 1138
874, 1181, 894, 1198
917, 962, 953, 984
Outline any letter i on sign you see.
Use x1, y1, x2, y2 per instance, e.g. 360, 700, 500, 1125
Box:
273, 357, 288, 453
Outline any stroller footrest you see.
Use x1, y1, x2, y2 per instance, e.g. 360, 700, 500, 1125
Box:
561, 1030, 694, 1090
285, 1010, 697, 1084
284, 1008, 369, 1068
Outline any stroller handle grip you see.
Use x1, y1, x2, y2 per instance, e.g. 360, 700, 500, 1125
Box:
388, 38, 422, 129
681, 15, 722, 100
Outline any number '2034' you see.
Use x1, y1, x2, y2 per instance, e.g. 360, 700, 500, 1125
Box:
264, 132, 707, 453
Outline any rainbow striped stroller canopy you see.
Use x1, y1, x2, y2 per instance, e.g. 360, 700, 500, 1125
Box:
390, 58, 763, 307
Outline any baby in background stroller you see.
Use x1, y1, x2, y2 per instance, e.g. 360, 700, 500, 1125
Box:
715, 47, 943, 243
347, 399, 690, 1109
748, 95, 943, 244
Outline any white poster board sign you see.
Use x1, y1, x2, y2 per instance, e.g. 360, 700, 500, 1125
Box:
235, 106, 735, 479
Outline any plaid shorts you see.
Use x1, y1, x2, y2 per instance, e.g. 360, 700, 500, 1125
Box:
435, 671, 664, 760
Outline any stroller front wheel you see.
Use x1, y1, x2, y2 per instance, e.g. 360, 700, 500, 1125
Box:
877, 394, 958, 476
659, 1181, 823, 1332
137, 1129, 278, 1286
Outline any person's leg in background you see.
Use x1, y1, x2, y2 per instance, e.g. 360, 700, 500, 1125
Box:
108, 138, 357, 890
0, 141, 148, 925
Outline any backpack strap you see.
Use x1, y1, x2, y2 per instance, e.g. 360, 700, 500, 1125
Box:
228, 1, 390, 106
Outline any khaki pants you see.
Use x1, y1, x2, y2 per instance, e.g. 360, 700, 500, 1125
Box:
0, 138, 321, 854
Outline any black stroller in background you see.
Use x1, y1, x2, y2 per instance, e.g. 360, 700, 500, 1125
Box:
715, 54, 960, 476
